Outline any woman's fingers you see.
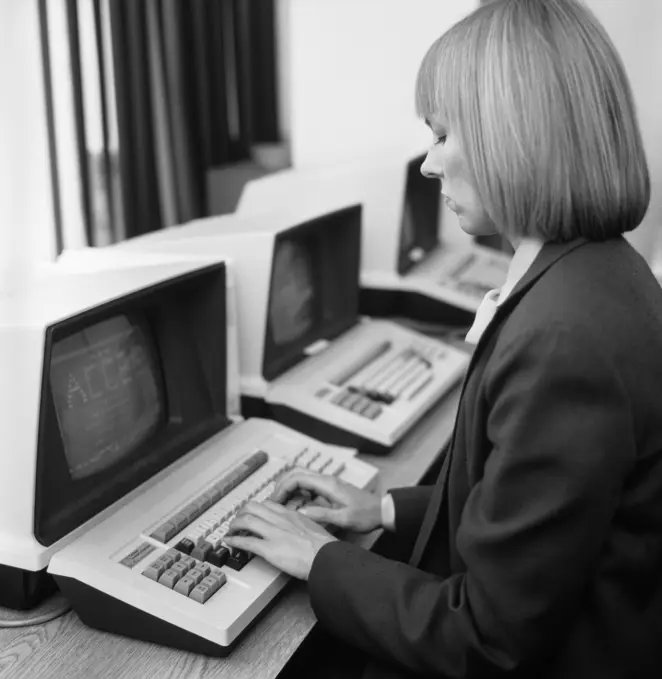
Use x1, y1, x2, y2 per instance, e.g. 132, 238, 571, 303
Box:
270, 470, 344, 504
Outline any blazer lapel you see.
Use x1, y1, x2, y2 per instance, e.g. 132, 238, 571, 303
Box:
408, 237, 590, 568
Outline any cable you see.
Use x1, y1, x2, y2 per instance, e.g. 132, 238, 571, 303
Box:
0, 600, 72, 628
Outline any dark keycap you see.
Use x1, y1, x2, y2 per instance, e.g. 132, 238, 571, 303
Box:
227, 549, 253, 571
207, 546, 231, 568
174, 538, 195, 555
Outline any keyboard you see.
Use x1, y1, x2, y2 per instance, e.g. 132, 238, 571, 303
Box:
47, 418, 378, 655
266, 319, 469, 452
362, 243, 510, 315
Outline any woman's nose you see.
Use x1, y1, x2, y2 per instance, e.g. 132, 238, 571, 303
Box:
420, 151, 441, 179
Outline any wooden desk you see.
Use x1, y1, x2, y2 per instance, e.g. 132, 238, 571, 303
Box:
0, 387, 460, 679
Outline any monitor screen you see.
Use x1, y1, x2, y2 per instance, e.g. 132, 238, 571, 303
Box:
269, 240, 316, 346
49, 315, 164, 480
263, 205, 362, 381
397, 154, 441, 275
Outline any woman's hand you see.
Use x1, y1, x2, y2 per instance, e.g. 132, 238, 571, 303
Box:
270, 470, 383, 533
224, 500, 336, 580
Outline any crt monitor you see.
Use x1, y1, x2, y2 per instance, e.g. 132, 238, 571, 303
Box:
107, 203, 363, 397
261, 206, 361, 381
0, 260, 229, 609
397, 153, 441, 275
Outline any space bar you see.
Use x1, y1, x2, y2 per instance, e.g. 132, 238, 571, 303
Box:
149, 450, 269, 543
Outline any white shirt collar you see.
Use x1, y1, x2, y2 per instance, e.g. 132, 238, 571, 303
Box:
463, 237, 544, 346
496, 237, 544, 306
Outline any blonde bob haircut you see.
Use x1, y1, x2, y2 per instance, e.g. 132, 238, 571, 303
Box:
416, 0, 650, 242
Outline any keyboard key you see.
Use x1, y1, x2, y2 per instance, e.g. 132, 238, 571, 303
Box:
203, 491, 219, 508
171, 561, 190, 579
352, 397, 373, 415
325, 460, 346, 476
158, 568, 181, 589
206, 532, 225, 550
201, 573, 226, 594
174, 538, 195, 555
198, 563, 212, 577
180, 502, 202, 522
142, 563, 166, 581
150, 521, 178, 543
174, 575, 197, 596
363, 403, 382, 420
189, 583, 213, 604
164, 549, 181, 563
314, 457, 332, 474
227, 549, 252, 571
179, 555, 196, 569
191, 542, 213, 562
187, 568, 205, 586
199, 519, 218, 533
170, 512, 190, 531
330, 391, 347, 405
336, 392, 357, 409
154, 554, 175, 570
342, 392, 363, 411
304, 452, 322, 469
207, 546, 230, 568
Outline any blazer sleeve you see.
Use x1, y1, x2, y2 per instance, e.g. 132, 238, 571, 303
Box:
307, 323, 636, 677
389, 486, 434, 536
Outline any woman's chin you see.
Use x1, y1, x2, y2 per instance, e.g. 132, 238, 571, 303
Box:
455, 213, 498, 238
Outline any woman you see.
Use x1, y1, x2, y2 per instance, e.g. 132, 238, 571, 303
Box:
226, 0, 662, 676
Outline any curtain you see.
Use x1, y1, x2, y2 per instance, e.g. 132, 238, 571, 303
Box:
40, 0, 281, 250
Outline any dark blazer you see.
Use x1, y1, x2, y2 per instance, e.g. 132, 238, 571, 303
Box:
308, 237, 662, 678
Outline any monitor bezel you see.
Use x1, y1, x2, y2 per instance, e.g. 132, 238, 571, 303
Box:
262, 204, 362, 382
33, 265, 230, 547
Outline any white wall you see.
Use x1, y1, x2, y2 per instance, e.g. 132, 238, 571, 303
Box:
281, 0, 478, 170
584, 0, 662, 263
0, 0, 56, 283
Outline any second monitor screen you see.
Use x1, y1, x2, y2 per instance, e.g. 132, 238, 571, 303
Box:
269, 239, 316, 346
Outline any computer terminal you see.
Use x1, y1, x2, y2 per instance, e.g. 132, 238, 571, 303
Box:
0, 258, 377, 654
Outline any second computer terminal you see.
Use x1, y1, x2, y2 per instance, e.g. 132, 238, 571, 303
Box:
59, 202, 470, 454
237, 150, 512, 323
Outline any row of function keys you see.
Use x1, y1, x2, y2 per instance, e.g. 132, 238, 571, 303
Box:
149, 451, 269, 544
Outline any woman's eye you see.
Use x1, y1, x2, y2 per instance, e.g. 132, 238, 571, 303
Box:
433, 134, 447, 146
